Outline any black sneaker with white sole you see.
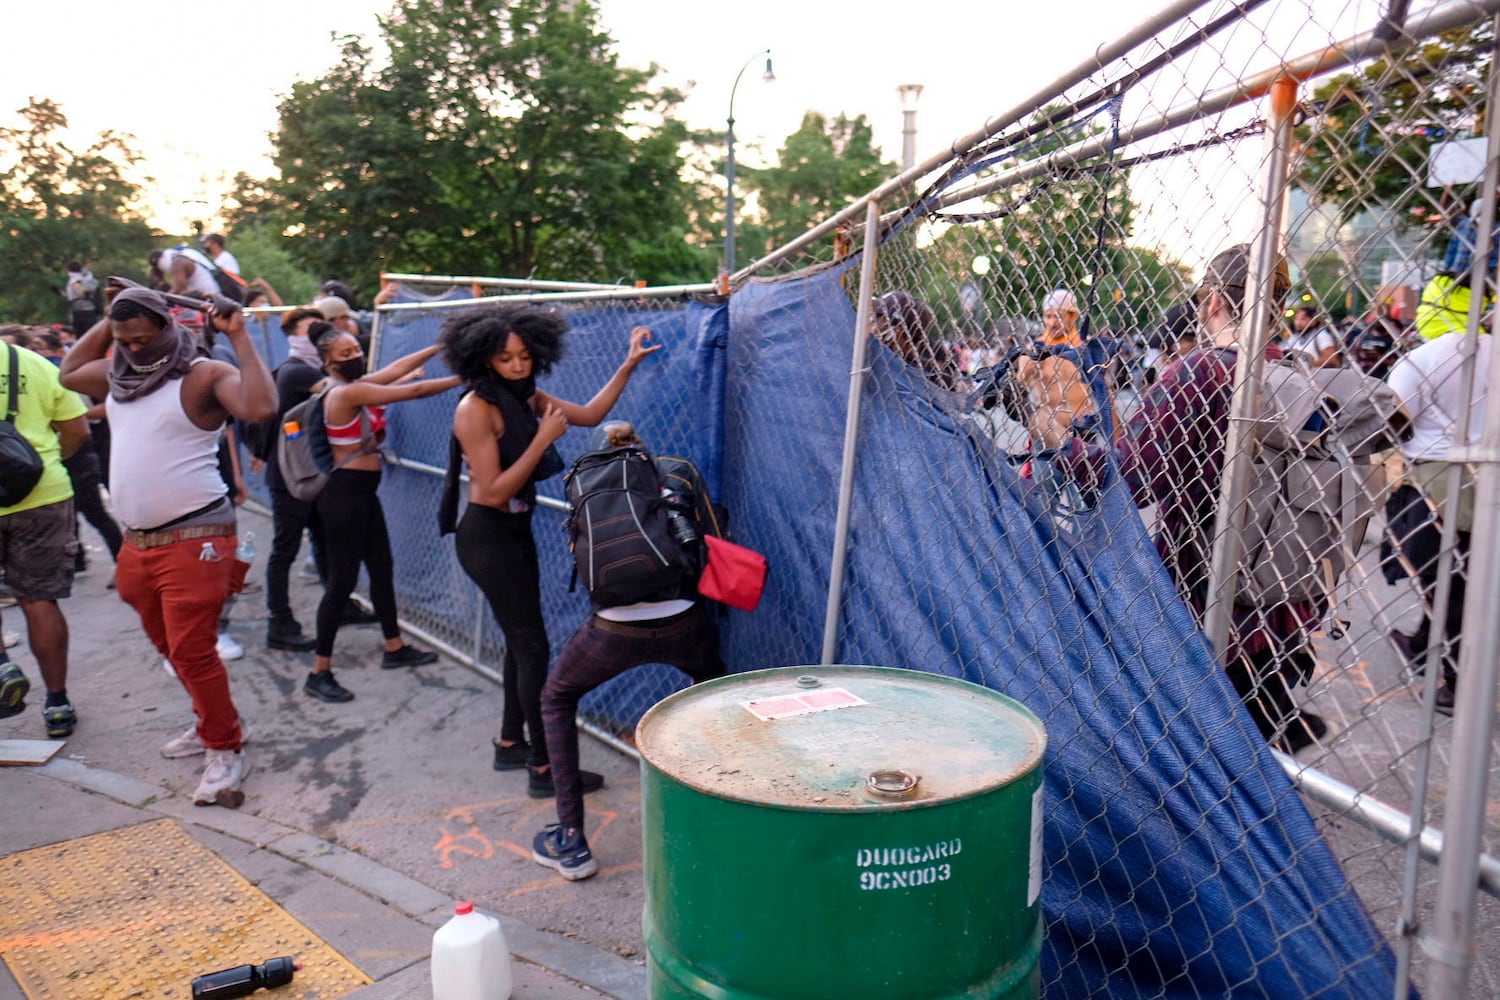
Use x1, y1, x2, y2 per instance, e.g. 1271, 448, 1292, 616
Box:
532, 824, 599, 881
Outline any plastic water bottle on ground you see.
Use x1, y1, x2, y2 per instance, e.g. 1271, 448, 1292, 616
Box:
431, 901, 512, 1000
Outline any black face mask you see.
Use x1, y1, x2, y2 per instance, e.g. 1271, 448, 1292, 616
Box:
333, 357, 366, 382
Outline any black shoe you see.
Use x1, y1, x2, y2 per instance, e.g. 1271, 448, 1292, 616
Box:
1389, 629, 1422, 671
528, 766, 605, 799
340, 601, 380, 626
381, 645, 438, 669
493, 739, 529, 771
304, 670, 354, 703
1435, 683, 1456, 717
266, 618, 317, 652
1275, 711, 1328, 755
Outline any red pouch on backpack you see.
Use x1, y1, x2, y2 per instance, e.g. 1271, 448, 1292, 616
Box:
698, 535, 769, 611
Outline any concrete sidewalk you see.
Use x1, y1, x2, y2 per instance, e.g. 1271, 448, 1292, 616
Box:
1, 503, 648, 999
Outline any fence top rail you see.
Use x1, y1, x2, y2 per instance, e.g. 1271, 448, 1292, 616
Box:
381, 273, 637, 292
375, 281, 719, 311
930, 0, 1500, 214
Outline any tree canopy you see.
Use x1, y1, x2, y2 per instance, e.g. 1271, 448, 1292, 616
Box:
1296, 24, 1492, 230
734, 111, 898, 269
0, 99, 155, 323
233, 0, 715, 297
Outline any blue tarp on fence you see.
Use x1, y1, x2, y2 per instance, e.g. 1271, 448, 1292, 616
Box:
366, 269, 1400, 997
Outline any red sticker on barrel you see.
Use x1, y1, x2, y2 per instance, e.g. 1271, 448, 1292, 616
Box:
743, 687, 867, 720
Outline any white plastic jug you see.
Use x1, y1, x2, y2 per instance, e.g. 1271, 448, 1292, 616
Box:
431, 901, 512, 1000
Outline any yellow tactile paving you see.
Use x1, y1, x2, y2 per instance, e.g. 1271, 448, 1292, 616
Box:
0, 819, 371, 999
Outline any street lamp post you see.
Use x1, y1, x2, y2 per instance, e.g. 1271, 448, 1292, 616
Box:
724, 49, 774, 283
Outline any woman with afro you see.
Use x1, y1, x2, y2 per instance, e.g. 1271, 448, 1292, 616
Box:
439, 305, 658, 797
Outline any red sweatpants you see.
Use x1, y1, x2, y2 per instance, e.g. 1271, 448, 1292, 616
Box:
116, 535, 244, 751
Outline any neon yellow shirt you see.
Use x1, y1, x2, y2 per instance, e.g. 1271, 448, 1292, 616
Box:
0, 347, 86, 515
1416, 274, 1494, 341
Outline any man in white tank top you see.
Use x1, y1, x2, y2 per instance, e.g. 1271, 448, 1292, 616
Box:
60, 287, 277, 807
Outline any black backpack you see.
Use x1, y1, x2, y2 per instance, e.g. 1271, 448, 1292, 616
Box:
564, 445, 701, 607
0, 345, 45, 507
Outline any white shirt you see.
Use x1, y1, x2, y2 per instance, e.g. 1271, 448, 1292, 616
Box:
213, 250, 241, 274
1386, 333, 1491, 461
1285, 326, 1339, 364
105, 362, 228, 529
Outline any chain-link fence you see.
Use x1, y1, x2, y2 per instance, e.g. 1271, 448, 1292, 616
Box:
360, 1, 1500, 995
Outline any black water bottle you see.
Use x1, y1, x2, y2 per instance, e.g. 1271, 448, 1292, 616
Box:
191, 956, 299, 998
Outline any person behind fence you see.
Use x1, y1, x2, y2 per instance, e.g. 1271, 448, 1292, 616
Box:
1038, 288, 1085, 351
1381, 317, 1490, 716
0, 335, 90, 739
529, 421, 727, 881
869, 290, 959, 388
1018, 245, 1335, 754
436, 305, 659, 790
302, 326, 456, 703
1284, 305, 1342, 368
59, 287, 276, 806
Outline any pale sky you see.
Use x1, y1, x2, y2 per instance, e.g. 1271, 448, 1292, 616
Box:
2, 0, 1388, 263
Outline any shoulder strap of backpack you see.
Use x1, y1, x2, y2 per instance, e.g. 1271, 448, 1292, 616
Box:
5, 344, 19, 423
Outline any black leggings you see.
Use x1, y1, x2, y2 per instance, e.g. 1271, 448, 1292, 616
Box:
456, 503, 551, 768
314, 468, 401, 657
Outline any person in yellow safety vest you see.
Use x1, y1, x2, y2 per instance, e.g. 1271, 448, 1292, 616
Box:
1415, 272, 1494, 341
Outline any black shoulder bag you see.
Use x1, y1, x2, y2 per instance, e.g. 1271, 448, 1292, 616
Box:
0, 344, 45, 507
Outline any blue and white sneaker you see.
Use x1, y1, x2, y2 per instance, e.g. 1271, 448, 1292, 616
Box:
532, 824, 599, 881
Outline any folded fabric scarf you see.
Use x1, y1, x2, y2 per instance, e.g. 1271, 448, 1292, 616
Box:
286, 334, 321, 369
108, 288, 205, 403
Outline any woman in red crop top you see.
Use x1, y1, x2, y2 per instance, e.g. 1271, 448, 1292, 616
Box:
301, 326, 461, 704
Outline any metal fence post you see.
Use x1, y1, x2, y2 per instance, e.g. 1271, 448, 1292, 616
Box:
1202, 75, 1298, 658
820, 200, 883, 665
1424, 21, 1500, 995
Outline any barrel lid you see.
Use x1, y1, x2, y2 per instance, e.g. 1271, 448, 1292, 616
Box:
636, 666, 1046, 811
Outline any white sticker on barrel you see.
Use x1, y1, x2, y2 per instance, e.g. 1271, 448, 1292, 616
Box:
1028, 785, 1043, 906
742, 687, 866, 721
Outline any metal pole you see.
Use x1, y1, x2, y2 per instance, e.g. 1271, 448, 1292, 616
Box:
373, 281, 717, 312
725, 50, 772, 281
1274, 752, 1500, 900
1201, 76, 1298, 657
821, 200, 883, 665
1395, 26, 1500, 995
379, 272, 631, 291
898, 84, 923, 171
1425, 22, 1500, 992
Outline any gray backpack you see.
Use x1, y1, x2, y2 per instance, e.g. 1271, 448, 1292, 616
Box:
276, 384, 374, 502
1235, 361, 1410, 608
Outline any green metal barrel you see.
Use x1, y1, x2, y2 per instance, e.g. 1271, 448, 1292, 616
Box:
637, 665, 1046, 1000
